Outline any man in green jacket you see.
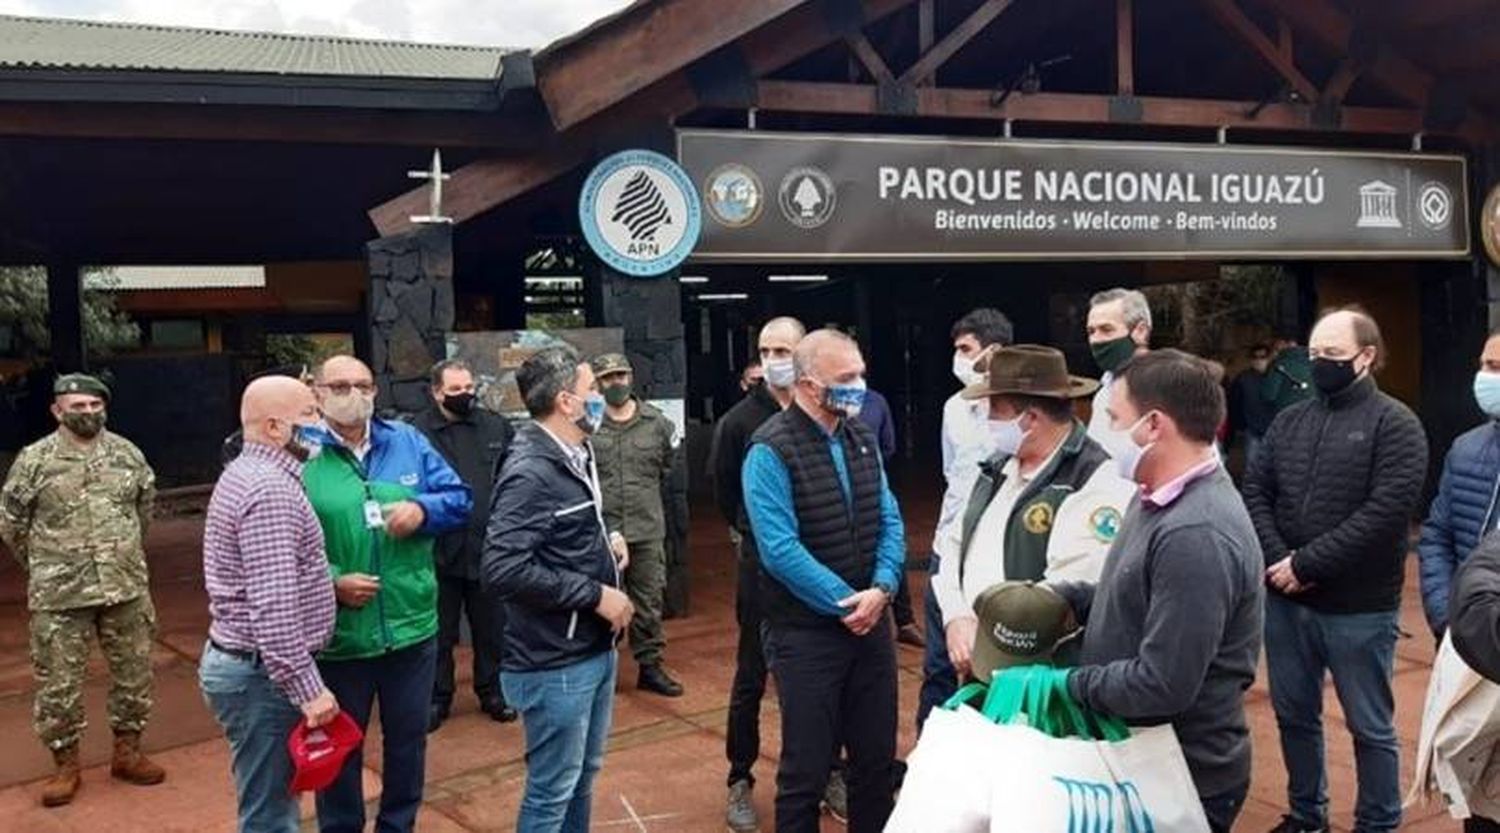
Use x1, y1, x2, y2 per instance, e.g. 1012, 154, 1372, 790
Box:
303, 356, 471, 833
590, 353, 685, 697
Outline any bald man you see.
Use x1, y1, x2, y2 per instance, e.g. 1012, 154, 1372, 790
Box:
201, 375, 339, 833
1245, 308, 1428, 833
743, 329, 905, 833
710, 316, 807, 831
302, 355, 471, 833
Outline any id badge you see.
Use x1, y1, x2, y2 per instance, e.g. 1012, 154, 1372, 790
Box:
362, 500, 386, 529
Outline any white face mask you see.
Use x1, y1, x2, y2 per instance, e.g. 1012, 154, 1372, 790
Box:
987, 416, 1027, 457
764, 358, 796, 389
1109, 413, 1155, 482
322, 391, 374, 427
953, 352, 984, 387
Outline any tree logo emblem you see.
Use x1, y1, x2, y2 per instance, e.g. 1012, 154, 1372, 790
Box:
777, 167, 837, 229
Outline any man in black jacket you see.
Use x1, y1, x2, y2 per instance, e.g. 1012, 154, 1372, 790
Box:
415, 359, 515, 732
708, 316, 803, 832
1244, 308, 1428, 833
482, 346, 633, 832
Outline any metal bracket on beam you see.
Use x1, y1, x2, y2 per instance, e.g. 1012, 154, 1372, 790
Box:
1412, 132, 1424, 152
1002, 119, 1013, 139
877, 80, 919, 116
1311, 98, 1342, 130
687, 44, 757, 110
1217, 125, 1229, 144
817, 0, 867, 38
1109, 95, 1142, 123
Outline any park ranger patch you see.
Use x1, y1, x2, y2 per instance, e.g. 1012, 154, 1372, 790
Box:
1089, 506, 1123, 543
1022, 501, 1054, 534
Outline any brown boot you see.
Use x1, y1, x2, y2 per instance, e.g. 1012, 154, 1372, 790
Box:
41, 745, 81, 807
110, 732, 165, 786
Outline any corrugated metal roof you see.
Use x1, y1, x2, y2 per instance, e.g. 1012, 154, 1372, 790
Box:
0, 15, 511, 80
87, 265, 267, 291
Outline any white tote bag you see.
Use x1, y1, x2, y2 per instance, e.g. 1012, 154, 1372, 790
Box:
887, 689, 1011, 833
988, 723, 1209, 833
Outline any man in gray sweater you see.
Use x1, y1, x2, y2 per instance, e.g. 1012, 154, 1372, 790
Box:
1052, 349, 1264, 833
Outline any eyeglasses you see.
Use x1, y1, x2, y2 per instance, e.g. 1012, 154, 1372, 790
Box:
317, 381, 375, 396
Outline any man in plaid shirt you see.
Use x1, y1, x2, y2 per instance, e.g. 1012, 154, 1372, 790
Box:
200, 374, 339, 833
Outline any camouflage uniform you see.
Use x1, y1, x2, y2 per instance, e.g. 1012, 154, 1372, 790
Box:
0, 429, 157, 751
590, 367, 677, 666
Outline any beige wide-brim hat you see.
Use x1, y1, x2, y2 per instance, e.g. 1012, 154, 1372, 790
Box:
961, 344, 1100, 401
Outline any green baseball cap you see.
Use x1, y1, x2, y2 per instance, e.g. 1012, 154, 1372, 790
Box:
591, 353, 633, 378
53, 373, 110, 402
971, 581, 1080, 682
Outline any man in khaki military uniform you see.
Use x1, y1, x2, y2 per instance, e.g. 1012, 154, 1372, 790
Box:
590, 353, 685, 697
0, 373, 164, 807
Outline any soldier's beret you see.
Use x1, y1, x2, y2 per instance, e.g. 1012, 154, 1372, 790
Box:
591, 353, 633, 377
53, 373, 110, 401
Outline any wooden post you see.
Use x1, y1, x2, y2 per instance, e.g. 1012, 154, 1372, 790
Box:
46, 260, 85, 373
1116, 0, 1134, 96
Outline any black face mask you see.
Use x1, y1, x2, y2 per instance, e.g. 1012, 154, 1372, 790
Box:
442, 392, 476, 417
1311, 357, 1358, 395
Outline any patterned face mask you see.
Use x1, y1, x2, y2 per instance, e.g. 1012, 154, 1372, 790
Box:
61, 410, 106, 439
817, 377, 868, 419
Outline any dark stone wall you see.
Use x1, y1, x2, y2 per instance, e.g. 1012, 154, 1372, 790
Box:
368, 225, 455, 416
595, 265, 686, 399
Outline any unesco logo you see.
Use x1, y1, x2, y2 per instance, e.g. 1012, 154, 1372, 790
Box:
579, 150, 702, 277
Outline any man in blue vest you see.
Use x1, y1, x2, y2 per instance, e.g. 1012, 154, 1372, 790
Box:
743, 328, 905, 833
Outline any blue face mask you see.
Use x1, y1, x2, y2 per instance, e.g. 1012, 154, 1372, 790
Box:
577, 392, 607, 434
1475, 372, 1500, 418
820, 378, 868, 419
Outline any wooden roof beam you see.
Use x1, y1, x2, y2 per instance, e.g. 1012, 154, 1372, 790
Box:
533, 0, 805, 131
846, 33, 895, 84
898, 0, 1015, 86
1199, 0, 1318, 103
369, 0, 921, 236
755, 79, 1441, 136
1254, 0, 1495, 138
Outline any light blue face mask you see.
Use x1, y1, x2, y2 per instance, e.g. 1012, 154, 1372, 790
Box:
1474, 372, 1500, 418
820, 378, 868, 419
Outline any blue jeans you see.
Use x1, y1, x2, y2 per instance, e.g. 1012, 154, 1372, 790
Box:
316, 637, 438, 833
917, 554, 957, 731
199, 642, 303, 833
1265, 594, 1401, 832
501, 649, 617, 833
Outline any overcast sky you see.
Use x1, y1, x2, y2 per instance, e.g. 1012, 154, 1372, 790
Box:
0, 0, 633, 48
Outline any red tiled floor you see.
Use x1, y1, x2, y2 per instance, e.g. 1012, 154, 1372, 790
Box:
0, 493, 1470, 831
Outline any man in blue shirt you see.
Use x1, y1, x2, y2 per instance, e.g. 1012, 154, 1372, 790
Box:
743, 328, 905, 833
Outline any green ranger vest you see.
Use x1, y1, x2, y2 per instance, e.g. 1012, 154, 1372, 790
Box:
955, 422, 1110, 589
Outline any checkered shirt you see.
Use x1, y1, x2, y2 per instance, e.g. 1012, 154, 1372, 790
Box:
203, 442, 336, 705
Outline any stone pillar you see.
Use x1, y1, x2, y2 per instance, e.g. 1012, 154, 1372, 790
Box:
594, 263, 690, 615
367, 225, 455, 416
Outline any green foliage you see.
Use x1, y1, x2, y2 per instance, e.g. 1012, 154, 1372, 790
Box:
0, 266, 139, 360
1143, 265, 1288, 357
265, 333, 354, 370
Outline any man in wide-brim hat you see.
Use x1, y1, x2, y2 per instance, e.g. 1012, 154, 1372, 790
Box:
931, 345, 1135, 684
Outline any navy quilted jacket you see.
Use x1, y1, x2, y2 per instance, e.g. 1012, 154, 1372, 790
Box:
1418, 421, 1500, 635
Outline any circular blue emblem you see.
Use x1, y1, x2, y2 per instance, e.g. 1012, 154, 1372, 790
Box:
579, 149, 702, 277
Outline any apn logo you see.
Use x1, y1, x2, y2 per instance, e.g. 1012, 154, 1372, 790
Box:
1053, 777, 1155, 833
611, 170, 673, 250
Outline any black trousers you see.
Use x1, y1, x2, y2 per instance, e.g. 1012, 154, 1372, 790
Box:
1467, 817, 1500, 832
726, 548, 768, 787
433, 573, 505, 707
765, 617, 897, 833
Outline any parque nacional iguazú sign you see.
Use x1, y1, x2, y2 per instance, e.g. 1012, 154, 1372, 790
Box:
677, 129, 1470, 262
